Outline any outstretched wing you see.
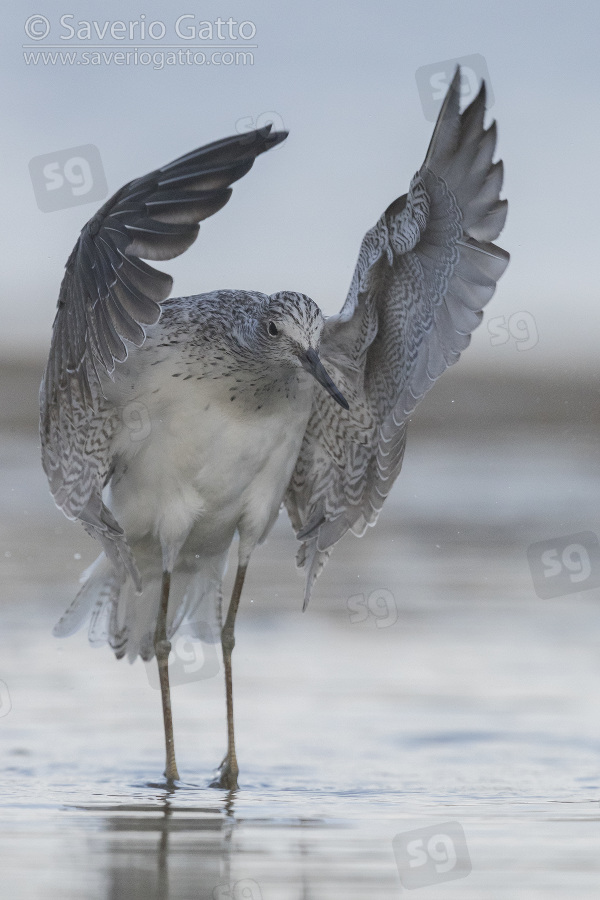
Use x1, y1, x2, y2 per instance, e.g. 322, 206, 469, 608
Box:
40, 125, 287, 586
285, 69, 509, 607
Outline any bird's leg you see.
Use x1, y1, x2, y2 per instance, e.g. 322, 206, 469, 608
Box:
154, 569, 179, 783
212, 563, 247, 790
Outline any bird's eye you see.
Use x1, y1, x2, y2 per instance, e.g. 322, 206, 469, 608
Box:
267, 321, 279, 337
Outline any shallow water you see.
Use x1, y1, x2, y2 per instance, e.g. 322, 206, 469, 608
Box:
2, 423, 600, 898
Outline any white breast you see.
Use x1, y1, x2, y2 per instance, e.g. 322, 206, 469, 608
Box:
106, 356, 314, 565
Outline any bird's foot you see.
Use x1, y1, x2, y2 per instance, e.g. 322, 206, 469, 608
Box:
210, 756, 239, 790
164, 766, 180, 785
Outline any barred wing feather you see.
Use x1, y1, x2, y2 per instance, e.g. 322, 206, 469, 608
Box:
40, 126, 288, 587
285, 69, 509, 607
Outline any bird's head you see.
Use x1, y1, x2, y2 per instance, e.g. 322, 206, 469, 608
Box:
262, 291, 348, 410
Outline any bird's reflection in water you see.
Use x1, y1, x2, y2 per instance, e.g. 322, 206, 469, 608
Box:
91, 790, 327, 900
97, 790, 234, 900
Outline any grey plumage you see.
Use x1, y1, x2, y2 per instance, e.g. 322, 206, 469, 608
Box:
40, 126, 287, 592
41, 69, 509, 661
285, 71, 509, 606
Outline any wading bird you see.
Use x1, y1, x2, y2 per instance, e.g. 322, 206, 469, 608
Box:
41, 69, 508, 789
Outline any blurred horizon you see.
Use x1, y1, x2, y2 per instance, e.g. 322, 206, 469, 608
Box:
3, 359, 598, 436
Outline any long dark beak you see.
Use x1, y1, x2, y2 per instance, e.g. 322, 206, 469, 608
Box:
301, 348, 349, 410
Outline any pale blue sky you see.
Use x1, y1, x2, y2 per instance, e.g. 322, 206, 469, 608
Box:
3, 0, 599, 378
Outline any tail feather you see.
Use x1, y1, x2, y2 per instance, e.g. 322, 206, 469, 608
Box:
53, 550, 226, 662
53, 555, 118, 638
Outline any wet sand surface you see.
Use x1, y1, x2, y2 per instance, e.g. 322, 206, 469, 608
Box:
2, 366, 600, 898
